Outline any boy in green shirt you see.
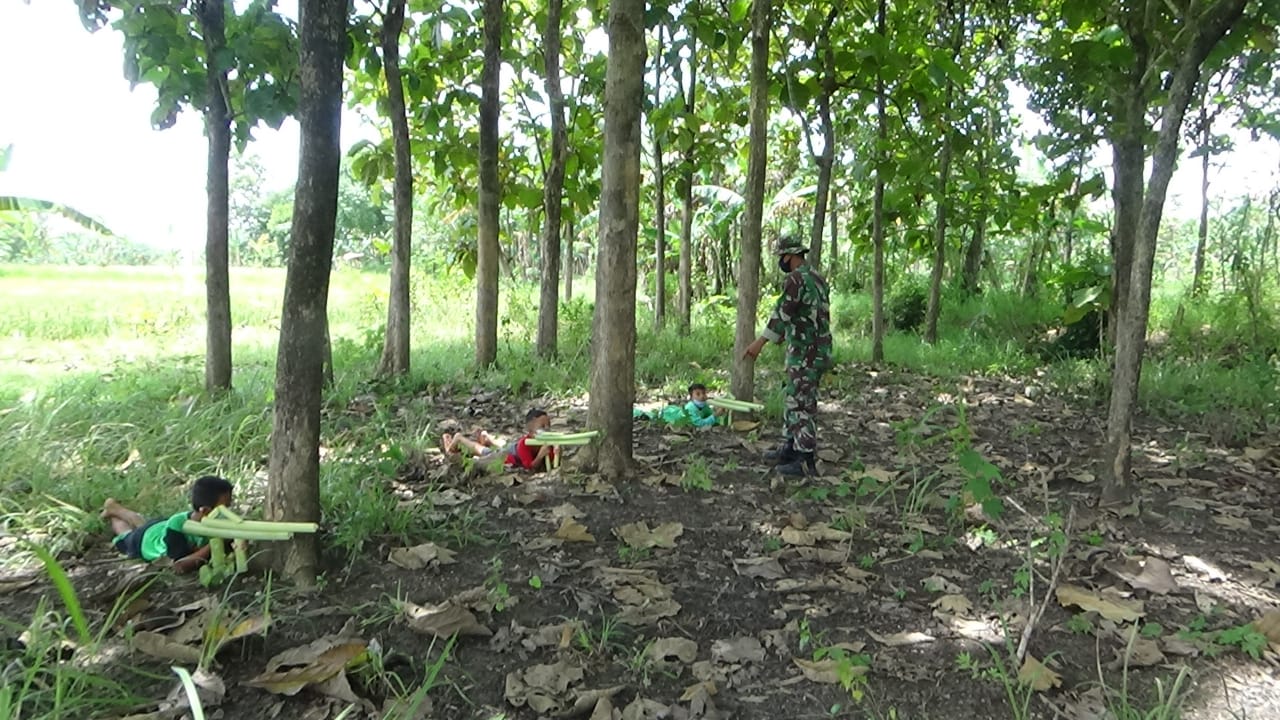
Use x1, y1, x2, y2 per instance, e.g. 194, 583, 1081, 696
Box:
102, 475, 234, 574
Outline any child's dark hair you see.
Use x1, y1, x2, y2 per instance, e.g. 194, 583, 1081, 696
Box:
525, 408, 549, 424
688, 383, 707, 395
191, 476, 234, 510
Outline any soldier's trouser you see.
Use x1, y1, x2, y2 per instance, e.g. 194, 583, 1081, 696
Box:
783, 364, 823, 453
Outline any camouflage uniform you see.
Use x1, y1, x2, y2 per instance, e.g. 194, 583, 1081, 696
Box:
760, 240, 832, 457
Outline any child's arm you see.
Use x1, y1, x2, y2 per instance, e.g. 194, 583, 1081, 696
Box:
172, 543, 214, 574
532, 444, 553, 468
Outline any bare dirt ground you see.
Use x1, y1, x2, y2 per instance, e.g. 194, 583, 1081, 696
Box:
3, 362, 1279, 719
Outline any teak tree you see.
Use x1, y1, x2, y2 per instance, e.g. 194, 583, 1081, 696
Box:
586, 0, 647, 478
731, 0, 772, 403
377, 0, 412, 376
266, 0, 346, 585
78, 0, 296, 392
475, 0, 503, 368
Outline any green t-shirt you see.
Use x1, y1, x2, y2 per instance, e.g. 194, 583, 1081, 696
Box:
139, 511, 208, 562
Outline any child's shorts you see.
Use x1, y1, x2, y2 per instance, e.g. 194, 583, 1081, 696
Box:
113, 520, 161, 560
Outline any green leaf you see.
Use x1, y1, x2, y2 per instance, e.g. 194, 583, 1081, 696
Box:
729, 0, 750, 23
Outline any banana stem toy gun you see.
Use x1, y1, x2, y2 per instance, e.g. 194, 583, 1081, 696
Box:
524, 430, 600, 469
183, 505, 318, 584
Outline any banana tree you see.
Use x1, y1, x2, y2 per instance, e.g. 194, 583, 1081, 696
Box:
0, 145, 115, 236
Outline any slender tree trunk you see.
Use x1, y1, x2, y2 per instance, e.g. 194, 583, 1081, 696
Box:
1191, 102, 1211, 297
652, 23, 667, 331
871, 0, 887, 364
266, 0, 345, 586
564, 215, 574, 301
197, 0, 232, 393
828, 186, 838, 277
676, 12, 698, 334
962, 215, 986, 295
378, 0, 412, 376
1102, 0, 1247, 501
537, 0, 566, 358
731, 0, 771, 402
585, 0, 646, 478
923, 0, 960, 345
475, 0, 502, 367
808, 8, 838, 265
962, 113, 989, 295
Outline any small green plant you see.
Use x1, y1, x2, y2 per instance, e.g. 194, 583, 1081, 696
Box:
813, 645, 872, 702
1213, 622, 1269, 659
528, 575, 543, 590
485, 557, 510, 613
575, 615, 627, 657
762, 536, 783, 554
1066, 613, 1095, 635
1101, 626, 1192, 720
617, 545, 651, 563
680, 458, 713, 492
858, 554, 876, 569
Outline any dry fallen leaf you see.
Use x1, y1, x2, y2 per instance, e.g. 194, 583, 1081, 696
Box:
731, 420, 761, 432
1105, 556, 1178, 595
1018, 655, 1062, 691
679, 681, 717, 702
614, 521, 684, 549
503, 661, 585, 714
867, 629, 935, 647
710, 637, 765, 665
1253, 610, 1280, 644
554, 517, 596, 543
400, 600, 492, 638
1056, 585, 1144, 623
388, 542, 457, 570
733, 556, 786, 580
648, 637, 698, 667
427, 488, 472, 506
245, 639, 367, 696
780, 523, 851, 546
1212, 514, 1252, 530
792, 656, 867, 684
931, 594, 973, 617
920, 575, 962, 594
1117, 636, 1165, 667
132, 631, 203, 664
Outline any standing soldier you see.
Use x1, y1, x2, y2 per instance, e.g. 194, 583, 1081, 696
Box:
743, 236, 833, 476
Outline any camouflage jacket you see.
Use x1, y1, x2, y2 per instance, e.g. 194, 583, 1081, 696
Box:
761, 263, 833, 371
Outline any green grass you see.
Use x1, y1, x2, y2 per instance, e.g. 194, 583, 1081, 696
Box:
0, 264, 1276, 569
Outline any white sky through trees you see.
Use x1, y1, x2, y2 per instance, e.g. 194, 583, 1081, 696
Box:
0, 1, 1276, 254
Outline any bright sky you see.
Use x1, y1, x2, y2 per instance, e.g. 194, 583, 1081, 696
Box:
1, 1, 1276, 256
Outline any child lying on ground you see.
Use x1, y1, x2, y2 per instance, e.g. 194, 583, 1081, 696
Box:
442, 408, 558, 472
634, 383, 719, 428
102, 475, 234, 574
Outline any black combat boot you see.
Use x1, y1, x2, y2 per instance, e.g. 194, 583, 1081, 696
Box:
764, 438, 797, 465
776, 452, 818, 477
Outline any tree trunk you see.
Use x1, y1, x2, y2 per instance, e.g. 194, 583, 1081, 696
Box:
585, 0, 645, 479
475, 0, 502, 368
962, 214, 986, 295
1102, 0, 1247, 501
1191, 101, 1210, 297
536, 0, 566, 358
676, 11, 698, 334
564, 214, 574, 302
731, 0, 771, 402
266, 0, 345, 586
962, 113, 989, 295
828, 182, 838, 277
652, 22, 667, 331
808, 8, 838, 266
871, 0, 887, 364
198, 0, 232, 393
378, 0, 412, 376
922, 0, 961, 345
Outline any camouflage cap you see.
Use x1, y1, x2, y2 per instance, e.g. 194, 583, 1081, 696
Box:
774, 236, 809, 256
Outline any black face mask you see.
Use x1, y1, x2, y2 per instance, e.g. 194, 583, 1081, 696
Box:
779, 256, 791, 273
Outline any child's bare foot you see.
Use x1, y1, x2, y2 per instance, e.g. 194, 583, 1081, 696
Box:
102, 498, 146, 528
476, 430, 496, 447
441, 433, 457, 453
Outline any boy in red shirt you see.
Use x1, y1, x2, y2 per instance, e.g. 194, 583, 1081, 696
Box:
442, 409, 557, 472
